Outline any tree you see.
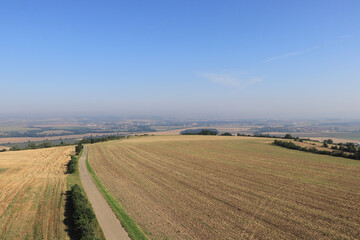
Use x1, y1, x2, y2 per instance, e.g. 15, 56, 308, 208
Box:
327, 139, 334, 144
75, 142, 83, 155
39, 141, 52, 148
220, 132, 233, 136
284, 134, 293, 139
10, 145, 21, 151
323, 141, 329, 148
27, 142, 37, 149
346, 143, 357, 153
355, 150, 360, 160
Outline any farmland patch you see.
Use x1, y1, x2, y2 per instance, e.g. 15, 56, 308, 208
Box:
89, 135, 360, 239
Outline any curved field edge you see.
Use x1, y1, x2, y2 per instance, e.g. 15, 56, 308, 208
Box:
66, 150, 106, 240
86, 150, 148, 240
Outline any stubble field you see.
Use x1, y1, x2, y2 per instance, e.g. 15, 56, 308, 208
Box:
88, 135, 360, 239
0, 146, 72, 239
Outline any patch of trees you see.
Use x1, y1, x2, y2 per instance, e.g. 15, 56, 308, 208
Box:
252, 133, 287, 139
273, 140, 360, 160
0, 126, 117, 138
253, 126, 299, 135
0, 129, 44, 138
331, 142, 358, 153
25, 141, 52, 149
181, 129, 219, 135
127, 125, 156, 132
284, 134, 293, 139
6, 140, 70, 151
9, 145, 21, 151
326, 139, 334, 144
252, 133, 318, 143
79, 135, 126, 145
67, 155, 78, 174
322, 139, 334, 148
69, 184, 100, 240
237, 133, 252, 136
75, 142, 83, 155
220, 132, 233, 136
2, 135, 126, 153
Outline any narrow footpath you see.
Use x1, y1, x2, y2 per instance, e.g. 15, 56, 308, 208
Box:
79, 146, 130, 240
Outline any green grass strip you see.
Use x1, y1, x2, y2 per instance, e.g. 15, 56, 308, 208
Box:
86, 151, 148, 240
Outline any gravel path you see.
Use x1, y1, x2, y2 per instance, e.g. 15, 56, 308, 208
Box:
79, 146, 130, 240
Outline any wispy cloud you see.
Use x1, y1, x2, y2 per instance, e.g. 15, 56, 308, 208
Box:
264, 46, 319, 63
198, 72, 262, 90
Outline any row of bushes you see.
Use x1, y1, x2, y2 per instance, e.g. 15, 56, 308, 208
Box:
3, 140, 73, 152
80, 135, 126, 144
181, 129, 218, 135
332, 142, 358, 153
67, 155, 78, 174
1, 134, 126, 153
251, 133, 313, 143
272, 140, 360, 160
75, 142, 83, 155
70, 184, 100, 240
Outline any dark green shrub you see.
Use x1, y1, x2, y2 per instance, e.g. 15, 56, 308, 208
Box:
75, 142, 83, 155
284, 134, 293, 139
220, 132, 233, 136
68, 155, 78, 174
10, 145, 21, 151
70, 184, 99, 240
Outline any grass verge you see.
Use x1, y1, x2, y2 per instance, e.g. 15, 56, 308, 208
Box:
66, 150, 105, 240
86, 150, 148, 240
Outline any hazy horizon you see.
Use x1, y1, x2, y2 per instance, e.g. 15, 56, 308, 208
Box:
1, 1, 359, 120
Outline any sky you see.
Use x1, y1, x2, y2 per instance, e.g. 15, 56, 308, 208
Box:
0, 0, 359, 119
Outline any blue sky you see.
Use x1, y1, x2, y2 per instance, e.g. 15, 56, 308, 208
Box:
0, 0, 359, 119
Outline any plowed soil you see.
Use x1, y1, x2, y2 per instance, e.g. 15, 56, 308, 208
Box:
88, 136, 360, 239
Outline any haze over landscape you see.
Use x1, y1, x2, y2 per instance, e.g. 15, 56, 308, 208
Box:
2, 2, 360, 240
1, 0, 359, 119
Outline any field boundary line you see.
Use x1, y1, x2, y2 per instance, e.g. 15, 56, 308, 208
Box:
86, 145, 148, 240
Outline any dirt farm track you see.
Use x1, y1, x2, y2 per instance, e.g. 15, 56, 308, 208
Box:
88, 135, 360, 240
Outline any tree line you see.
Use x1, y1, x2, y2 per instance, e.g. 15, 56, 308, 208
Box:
273, 140, 360, 160
1, 134, 126, 152
79, 135, 126, 144
5, 140, 70, 152
182, 129, 218, 135
66, 142, 100, 239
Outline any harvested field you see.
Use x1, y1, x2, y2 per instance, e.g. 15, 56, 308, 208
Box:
88, 135, 360, 239
0, 146, 10, 151
0, 146, 72, 239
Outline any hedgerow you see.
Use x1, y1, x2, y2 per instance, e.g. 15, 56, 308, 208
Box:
70, 184, 100, 240
272, 140, 360, 160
